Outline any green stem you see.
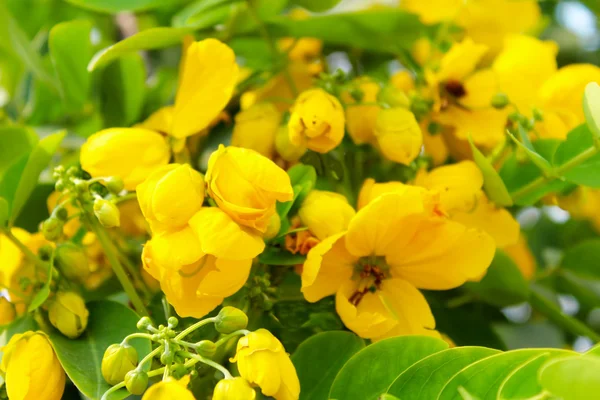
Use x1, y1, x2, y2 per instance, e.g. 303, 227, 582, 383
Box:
138, 346, 163, 370
87, 215, 149, 316
172, 339, 198, 349
214, 330, 249, 348
179, 351, 232, 379
101, 367, 166, 400
511, 146, 599, 203
121, 333, 153, 344
175, 318, 216, 340
117, 251, 151, 300
529, 286, 600, 342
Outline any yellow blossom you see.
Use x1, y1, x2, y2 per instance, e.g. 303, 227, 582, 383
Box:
401, 0, 463, 24
422, 127, 449, 166
0, 297, 15, 325
213, 377, 257, 400
231, 102, 281, 158
435, 38, 488, 83
504, 234, 536, 280
80, 128, 170, 191
298, 190, 355, 241
205, 145, 293, 233
232, 329, 300, 400
142, 376, 195, 400
275, 126, 307, 162
137, 164, 205, 233
288, 88, 345, 153
373, 107, 422, 165
0, 228, 30, 288
0, 331, 65, 400
342, 79, 381, 145
48, 291, 89, 339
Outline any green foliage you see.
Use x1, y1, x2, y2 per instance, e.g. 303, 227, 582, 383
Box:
0, 126, 37, 179
584, 82, 600, 139
468, 136, 513, 206
64, 0, 169, 14
539, 353, 600, 400
291, 0, 342, 12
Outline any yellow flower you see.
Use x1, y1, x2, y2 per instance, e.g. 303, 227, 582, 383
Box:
48, 291, 89, 339
279, 37, 323, 63
142, 376, 194, 400
213, 377, 256, 400
373, 107, 422, 165
232, 329, 300, 400
171, 39, 238, 139
288, 88, 345, 153
298, 190, 355, 241
422, 127, 449, 166
231, 102, 281, 158
301, 190, 495, 340
80, 128, 170, 191
47, 192, 80, 237
0, 331, 65, 400
137, 164, 205, 233
504, 234, 536, 280
205, 145, 293, 233
0, 228, 30, 288
342, 79, 381, 145
435, 38, 488, 83
137, 106, 174, 135
275, 126, 307, 162
0, 297, 15, 325
401, 0, 463, 24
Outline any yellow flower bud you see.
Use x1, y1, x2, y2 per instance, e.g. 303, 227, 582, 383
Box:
298, 190, 355, 241
215, 306, 248, 334
0, 297, 15, 325
0, 331, 65, 400
213, 377, 256, 400
137, 164, 205, 233
342, 79, 380, 145
93, 198, 121, 228
231, 102, 281, 158
142, 376, 195, 400
0, 228, 30, 289
102, 343, 138, 385
80, 128, 170, 190
374, 107, 423, 165
275, 125, 306, 162
206, 145, 293, 233
232, 329, 300, 400
48, 291, 90, 339
264, 213, 282, 240
288, 88, 345, 153
55, 243, 90, 282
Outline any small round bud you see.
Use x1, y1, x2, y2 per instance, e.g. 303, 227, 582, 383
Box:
55, 243, 90, 282
55, 206, 68, 221
67, 166, 79, 177
38, 244, 54, 261
93, 198, 120, 228
105, 176, 124, 194
48, 291, 89, 339
167, 316, 179, 328
75, 179, 89, 193
263, 213, 281, 241
213, 377, 256, 400
55, 179, 65, 192
124, 369, 148, 395
42, 217, 63, 241
137, 316, 153, 330
196, 340, 217, 358
215, 307, 248, 334
533, 107, 544, 122
491, 93, 509, 109
170, 363, 188, 379
101, 343, 138, 385
160, 349, 174, 365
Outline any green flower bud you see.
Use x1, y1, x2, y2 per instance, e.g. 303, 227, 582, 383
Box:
124, 369, 148, 395
101, 343, 138, 385
38, 244, 54, 261
491, 93, 509, 109
55, 179, 65, 192
105, 176, 124, 194
55, 206, 68, 221
160, 348, 174, 365
263, 213, 281, 241
137, 316, 153, 330
48, 291, 89, 339
167, 316, 178, 328
55, 243, 90, 282
93, 198, 120, 228
42, 217, 63, 241
533, 107, 544, 122
196, 340, 217, 358
215, 307, 248, 334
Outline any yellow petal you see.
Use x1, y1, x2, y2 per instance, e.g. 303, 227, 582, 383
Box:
274, 351, 301, 400
504, 234, 536, 280
172, 39, 238, 138
401, 0, 462, 24
231, 102, 281, 158
137, 106, 174, 134
0, 228, 29, 288
342, 78, 381, 145
435, 106, 507, 149
301, 232, 356, 303
374, 108, 423, 165
196, 257, 252, 297
145, 226, 204, 272
189, 207, 265, 259
437, 38, 488, 82
298, 190, 356, 241
357, 178, 416, 210
142, 377, 196, 400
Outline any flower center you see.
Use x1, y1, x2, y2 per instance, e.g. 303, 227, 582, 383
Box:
349, 256, 390, 306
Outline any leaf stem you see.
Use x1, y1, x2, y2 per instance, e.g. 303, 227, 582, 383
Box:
175, 318, 216, 340
179, 351, 232, 379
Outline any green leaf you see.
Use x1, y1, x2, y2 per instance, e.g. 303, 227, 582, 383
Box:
28, 248, 54, 312
555, 239, 600, 308
281, 163, 317, 217
64, 0, 171, 13
507, 130, 554, 176
291, 0, 342, 12
493, 321, 565, 350
49, 20, 93, 111
329, 336, 448, 400
89, 27, 192, 71
464, 250, 529, 307
468, 135, 512, 206
584, 82, 600, 139
0, 197, 7, 228
265, 9, 424, 53
553, 124, 600, 188
386, 347, 500, 398
6, 130, 65, 223
539, 355, 600, 400
100, 53, 146, 126
48, 301, 151, 400
258, 246, 306, 266
291, 331, 365, 400
0, 126, 38, 180
172, 0, 239, 29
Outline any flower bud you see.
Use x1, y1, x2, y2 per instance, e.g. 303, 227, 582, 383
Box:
137, 316, 153, 331
491, 92, 509, 109
275, 125, 306, 162
48, 291, 90, 339
263, 213, 281, 241
298, 190, 355, 241
374, 107, 422, 165
168, 316, 179, 328
55, 206, 68, 221
378, 85, 410, 108
288, 88, 345, 153
196, 340, 217, 358
213, 377, 256, 400
215, 307, 248, 334
102, 343, 138, 385
42, 217, 63, 241
105, 176, 125, 194
231, 102, 281, 158
0, 297, 15, 325
55, 243, 90, 282
93, 198, 121, 228
125, 369, 148, 395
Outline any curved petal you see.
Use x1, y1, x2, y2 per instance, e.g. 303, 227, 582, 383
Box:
196, 256, 252, 297
147, 227, 205, 271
